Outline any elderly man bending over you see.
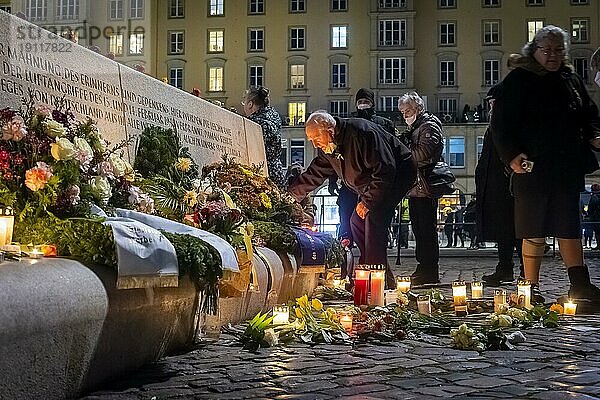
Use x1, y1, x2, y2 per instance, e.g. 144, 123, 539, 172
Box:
289, 110, 416, 288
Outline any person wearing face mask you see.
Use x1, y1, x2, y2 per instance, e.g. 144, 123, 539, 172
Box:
289, 111, 416, 289
492, 25, 600, 310
397, 91, 444, 286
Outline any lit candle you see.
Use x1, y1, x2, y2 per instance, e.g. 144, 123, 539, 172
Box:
384, 290, 398, 306
272, 305, 289, 324
517, 279, 532, 309
28, 247, 44, 259
563, 300, 577, 316
333, 277, 345, 289
396, 276, 411, 293
0, 208, 14, 246
494, 289, 507, 313
339, 312, 353, 332
452, 281, 467, 316
369, 266, 385, 306
0, 219, 7, 247
354, 267, 370, 306
417, 294, 431, 316
471, 281, 483, 299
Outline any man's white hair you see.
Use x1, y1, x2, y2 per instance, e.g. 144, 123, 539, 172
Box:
398, 91, 425, 113
306, 110, 336, 130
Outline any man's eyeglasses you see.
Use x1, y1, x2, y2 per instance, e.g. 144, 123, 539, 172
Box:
536, 46, 565, 56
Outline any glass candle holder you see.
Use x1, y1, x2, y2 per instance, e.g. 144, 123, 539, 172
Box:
384, 290, 398, 306
354, 266, 370, 306
517, 279, 532, 309
417, 294, 431, 316
28, 246, 44, 259
272, 305, 290, 324
396, 276, 411, 293
563, 300, 577, 316
332, 276, 344, 289
0, 208, 14, 246
452, 281, 467, 316
369, 265, 385, 306
339, 311, 353, 332
494, 289, 507, 313
471, 281, 483, 299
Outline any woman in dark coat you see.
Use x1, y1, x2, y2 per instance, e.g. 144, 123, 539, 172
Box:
492, 25, 600, 309
476, 84, 522, 286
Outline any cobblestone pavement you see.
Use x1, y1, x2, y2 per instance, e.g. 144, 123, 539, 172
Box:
81, 253, 600, 400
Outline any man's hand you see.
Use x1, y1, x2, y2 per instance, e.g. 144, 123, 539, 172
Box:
509, 153, 529, 174
356, 201, 369, 219
590, 137, 600, 150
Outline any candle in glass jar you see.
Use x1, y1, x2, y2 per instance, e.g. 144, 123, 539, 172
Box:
471, 281, 483, 299
384, 290, 398, 305
517, 279, 532, 309
563, 300, 577, 316
452, 281, 467, 316
354, 267, 370, 306
333, 277, 344, 289
417, 294, 431, 316
28, 246, 44, 259
272, 305, 289, 324
339, 312, 353, 332
396, 276, 411, 293
370, 268, 385, 306
494, 289, 507, 313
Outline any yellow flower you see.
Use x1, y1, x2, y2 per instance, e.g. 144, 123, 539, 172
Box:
297, 294, 309, 309
550, 303, 564, 314
295, 308, 303, 319
183, 190, 198, 207
240, 166, 254, 177
323, 143, 337, 154
325, 307, 337, 317
175, 157, 192, 172
259, 192, 272, 209
311, 298, 323, 311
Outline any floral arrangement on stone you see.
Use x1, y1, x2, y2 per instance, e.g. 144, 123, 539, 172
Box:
0, 96, 152, 220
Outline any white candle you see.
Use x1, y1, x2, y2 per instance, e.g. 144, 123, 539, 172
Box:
384, 290, 398, 306
471, 281, 483, 299
564, 300, 577, 316
28, 249, 44, 259
339, 312, 353, 332
396, 276, 411, 293
517, 279, 532, 309
417, 295, 431, 316
0, 219, 7, 247
370, 270, 385, 306
272, 305, 289, 324
494, 289, 507, 313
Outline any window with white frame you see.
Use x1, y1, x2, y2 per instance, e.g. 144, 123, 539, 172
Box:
129, 33, 144, 55
208, 29, 224, 52
527, 0, 544, 5
331, 0, 347, 11
209, 67, 223, 91
0, 6, 11, 12
110, 0, 123, 19
332, 63, 347, 88
280, 139, 288, 166
571, 0, 588, 4
379, 58, 406, 84
439, 0, 455, 8
483, 20, 500, 44
290, 27, 305, 50
439, 22, 456, 45
330, 100, 348, 117
380, 0, 406, 7
527, 20, 544, 41
249, 65, 264, 88
26, 0, 47, 21
573, 58, 590, 84
379, 19, 406, 46
476, 136, 484, 160
170, 0, 184, 17
169, 67, 183, 89
380, 96, 400, 112
290, 139, 306, 166
439, 98, 457, 118
290, 64, 305, 89
249, 0, 264, 14
331, 26, 347, 48
56, 0, 79, 19
169, 31, 184, 54
571, 19, 589, 43
249, 28, 264, 51
440, 61, 455, 86
109, 33, 123, 55
130, 0, 144, 18
288, 102, 306, 126
448, 137, 465, 167
484, 59, 500, 85
209, 0, 223, 15
290, 0, 305, 12
483, 0, 500, 6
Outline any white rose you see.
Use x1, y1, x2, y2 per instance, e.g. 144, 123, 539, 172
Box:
43, 119, 67, 138
109, 153, 128, 177
51, 137, 75, 161
89, 176, 112, 204
73, 137, 94, 169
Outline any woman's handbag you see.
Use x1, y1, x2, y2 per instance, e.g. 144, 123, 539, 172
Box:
421, 161, 456, 198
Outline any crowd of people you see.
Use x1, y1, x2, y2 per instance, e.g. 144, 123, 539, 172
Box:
244, 25, 600, 310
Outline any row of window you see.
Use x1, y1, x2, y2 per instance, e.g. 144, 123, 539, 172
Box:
24, 0, 144, 21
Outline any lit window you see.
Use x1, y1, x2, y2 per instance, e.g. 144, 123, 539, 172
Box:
527, 20, 544, 41
170, 0, 184, 17
129, 33, 144, 55
249, 65, 264, 88
169, 31, 184, 54
288, 102, 306, 125
483, 20, 500, 44
440, 22, 455, 45
110, 0, 123, 19
483, 59, 499, 85
130, 0, 144, 19
249, 28, 264, 51
330, 100, 348, 117
379, 58, 406, 84
169, 68, 183, 89
290, 64, 305, 89
109, 33, 123, 55
209, 0, 223, 15
209, 67, 223, 91
26, 0, 47, 21
571, 19, 589, 43
208, 30, 224, 52
290, 27, 305, 50
332, 63, 347, 88
332, 26, 347, 48
440, 61, 455, 86
379, 19, 406, 46
448, 136, 465, 167
56, 0, 79, 19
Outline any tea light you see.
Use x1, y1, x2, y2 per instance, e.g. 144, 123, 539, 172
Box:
339, 312, 353, 332
417, 294, 431, 316
563, 300, 577, 316
384, 290, 398, 306
333, 277, 344, 289
28, 247, 44, 259
396, 276, 411, 293
369, 265, 385, 306
517, 279, 532, 309
471, 281, 483, 299
452, 281, 468, 316
272, 305, 289, 324
354, 266, 370, 306
494, 289, 507, 313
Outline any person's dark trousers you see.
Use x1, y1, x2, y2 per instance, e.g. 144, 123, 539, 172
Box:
408, 197, 440, 279
444, 227, 454, 247
398, 221, 409, 248
454, 228, 464, 247
350, 199, 397, 289
337, 185, 358, 244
